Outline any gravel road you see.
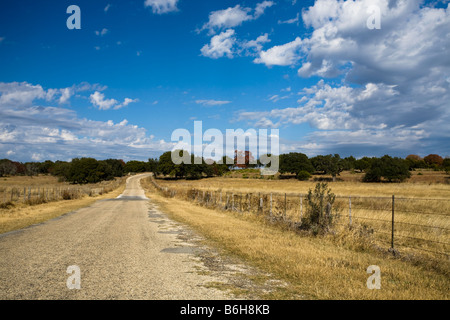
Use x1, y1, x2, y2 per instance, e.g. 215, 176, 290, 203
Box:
0, 174, 234, 300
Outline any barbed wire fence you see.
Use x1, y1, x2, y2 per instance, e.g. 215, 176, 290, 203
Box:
149, 176, 449, 259
0, 177, 125, 207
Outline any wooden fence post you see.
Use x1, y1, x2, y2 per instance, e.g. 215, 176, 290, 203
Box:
300, 195, 303, 222
259, 194, 263, 214
349, 196, 352, 226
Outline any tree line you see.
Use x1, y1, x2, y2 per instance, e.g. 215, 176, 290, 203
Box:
277, 153, 450, 182
0, 158, 151, 184
0, 152, 448, 184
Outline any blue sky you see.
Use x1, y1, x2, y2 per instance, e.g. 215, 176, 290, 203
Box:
0, 0, 449, 162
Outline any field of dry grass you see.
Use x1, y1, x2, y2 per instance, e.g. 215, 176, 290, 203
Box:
155, 170, 450, 198
152, 172, 450, 260
0, 175, 127, 234
141, 177, 449, 300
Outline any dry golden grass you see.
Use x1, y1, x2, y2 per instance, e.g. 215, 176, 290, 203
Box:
0, 175, 124, 203
0, 175, 62, 187
141, 177, 449, 300
155, 171, 450, 199
0, 177, 126, 235
153, 174, 450, 263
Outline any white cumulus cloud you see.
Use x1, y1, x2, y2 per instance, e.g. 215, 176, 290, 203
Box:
254, 37, 303, 67
201, 29, 236, 59
144, 0, 179, 14
0, 82, 169, 161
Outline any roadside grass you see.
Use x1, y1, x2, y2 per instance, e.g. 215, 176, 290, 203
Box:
0, 178, 126, 235
142, 177, 449, 300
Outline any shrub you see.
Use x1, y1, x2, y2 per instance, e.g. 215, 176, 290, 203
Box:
0, 201, 15, 209
297, 170, 311, 181
300, 183, 336, 234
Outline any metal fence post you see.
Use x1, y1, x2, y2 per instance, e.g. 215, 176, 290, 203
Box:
391, 195, 395, 250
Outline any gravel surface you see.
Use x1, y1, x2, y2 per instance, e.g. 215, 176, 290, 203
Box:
0, 174, 235, 300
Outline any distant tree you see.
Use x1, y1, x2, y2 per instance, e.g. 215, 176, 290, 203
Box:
443, 158, 450, 174
354, 157, 372, 173
405, 155, 426, 170
148, 158, 159, 174
11, 161, 26, 175
102, 159, 125, 178
66, 158, 103, 184
343, 156, 356, 171
24, 162, 40, 178
363, 155, 411, 182
279, 153, 314, 177
0, 159, 17, 177
184, 155, 203, 179
157, 151, 176, 177
406, 154, 422, 162
124, 160, 148, 174
157, 150, 189, 178
49, 161, 70, 179
310, 155, 326, 173
312, 154, 344, 182
39, 160, 55, 174
216, 156, 233, 175
424, 154, 444, 169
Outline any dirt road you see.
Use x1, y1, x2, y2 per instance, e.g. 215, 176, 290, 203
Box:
0, 174, 233, 300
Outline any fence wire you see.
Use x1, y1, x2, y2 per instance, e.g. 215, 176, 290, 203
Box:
149, 176, 449, 259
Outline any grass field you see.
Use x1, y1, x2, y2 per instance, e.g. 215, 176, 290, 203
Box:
155, 169, 450, 198
143, 170, 449, 299
0, 175, 127, 234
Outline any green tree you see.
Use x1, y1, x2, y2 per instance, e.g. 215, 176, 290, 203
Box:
148, 158, 159, 174
405, 155, 426, 170
354, 157, 372, 173
24, 162, 40, 178
312, 154, 344, 182
39, 160, 55, 174
363, 155, 411, 182
66, 158, 102, 184
102, 159, 125, 178
0, 159, 17, 177
443, 158, 450, 174
279, 153, 314, 177
124, 160, 148, 174
343, 156, 356, 171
